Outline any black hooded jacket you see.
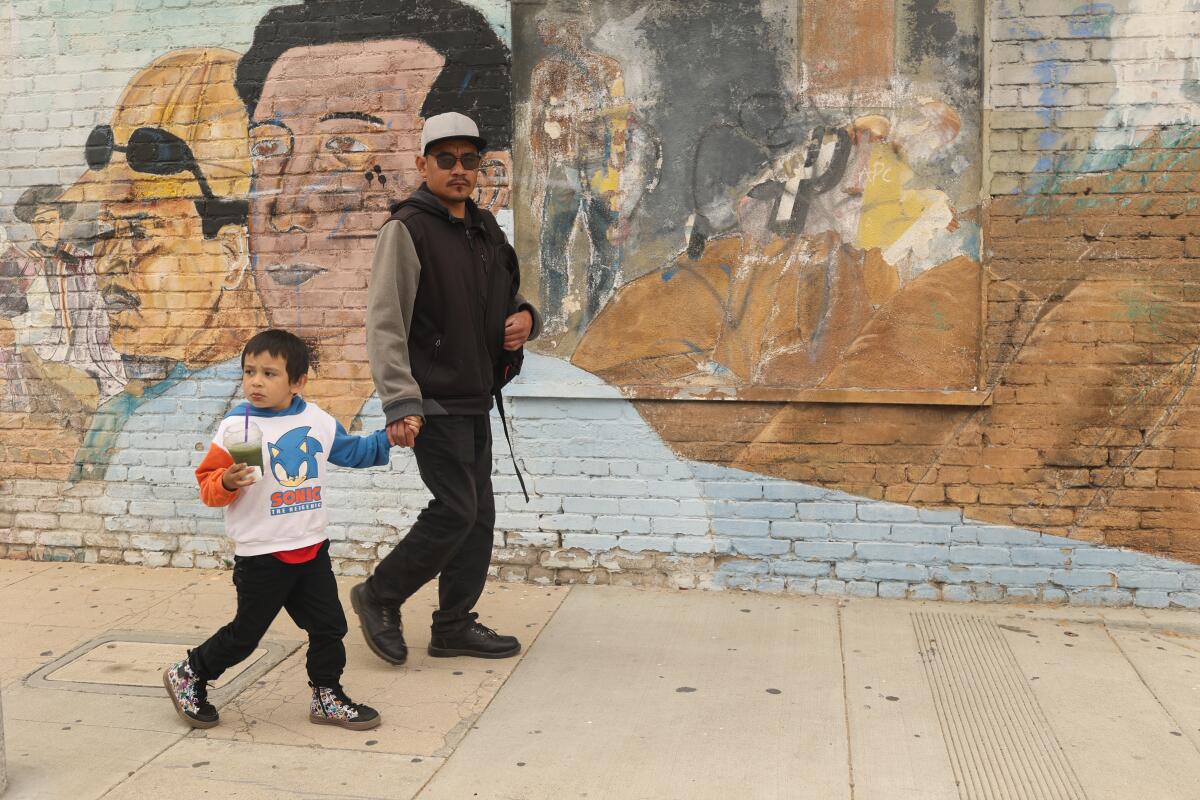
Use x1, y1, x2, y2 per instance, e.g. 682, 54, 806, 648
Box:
366, 185, 541, 423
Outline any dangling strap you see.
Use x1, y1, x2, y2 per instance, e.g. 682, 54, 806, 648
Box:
494, 388, 529, 503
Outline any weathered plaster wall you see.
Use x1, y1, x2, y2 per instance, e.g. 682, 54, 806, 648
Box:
706, 0, 1200, 563
3, 0, 1200, 608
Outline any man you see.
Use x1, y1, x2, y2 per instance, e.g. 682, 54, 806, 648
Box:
64, 48, 267, 481
1, 185, 125, 411
351, 113, 541, 664
234, 0, 513, 426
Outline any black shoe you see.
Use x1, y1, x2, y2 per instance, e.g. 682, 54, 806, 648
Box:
309, 682, 381, 731
163, 658, 219, 729
350, 582, 407, 665
429, 622, 522, 659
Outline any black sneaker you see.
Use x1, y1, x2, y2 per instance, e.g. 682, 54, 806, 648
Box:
350, 582, 407, 665
163, 658, 219, 729
309, 682, 381, 731
429, 622, 521, 659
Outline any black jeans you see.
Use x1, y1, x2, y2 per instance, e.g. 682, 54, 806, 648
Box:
189, 541, 347, 687
368, 414, 495, 636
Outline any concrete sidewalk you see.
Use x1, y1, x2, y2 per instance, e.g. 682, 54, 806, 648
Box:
0, 561, 1198, 799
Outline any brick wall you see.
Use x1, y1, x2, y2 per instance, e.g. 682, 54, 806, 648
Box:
3, 0, 1200, 609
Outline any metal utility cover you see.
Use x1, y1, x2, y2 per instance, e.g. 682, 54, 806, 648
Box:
25, 631, 301, 706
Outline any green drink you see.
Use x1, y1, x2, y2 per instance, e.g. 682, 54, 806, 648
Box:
226, 440, 263, 469
223, 421, 264, 481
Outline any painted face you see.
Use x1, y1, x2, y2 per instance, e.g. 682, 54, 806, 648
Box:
418, 139, 483, 209
248, 39, 444, 342
30, 208, 63, 249
92, 198, 243, 360
892, 101, 961, 167
242, 349, 302, 412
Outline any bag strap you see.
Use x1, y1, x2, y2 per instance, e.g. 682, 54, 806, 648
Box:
494, 387, 529, 503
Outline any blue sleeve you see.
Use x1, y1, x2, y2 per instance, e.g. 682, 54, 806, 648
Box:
328, 423, 391, 469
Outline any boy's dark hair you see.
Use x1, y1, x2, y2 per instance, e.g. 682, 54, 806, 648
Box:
242, 329, 310, 383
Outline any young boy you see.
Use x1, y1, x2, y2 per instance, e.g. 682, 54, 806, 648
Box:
163, 329, 392, 731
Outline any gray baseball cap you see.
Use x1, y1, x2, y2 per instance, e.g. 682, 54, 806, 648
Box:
420, 112, 487, 153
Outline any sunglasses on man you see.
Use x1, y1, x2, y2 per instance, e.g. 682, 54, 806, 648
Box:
429, 152, 483, 171
83, 124, 247, 238
86, 124, 219, 196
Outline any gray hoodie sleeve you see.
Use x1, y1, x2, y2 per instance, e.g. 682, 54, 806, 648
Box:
367, 220, 425, 424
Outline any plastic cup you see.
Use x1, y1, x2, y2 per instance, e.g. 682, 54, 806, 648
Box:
224, 421, 263, 482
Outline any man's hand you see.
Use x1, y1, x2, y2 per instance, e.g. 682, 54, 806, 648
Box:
221, 462, 258, 490
387, 415, 423, 448
504, 309, 534, 351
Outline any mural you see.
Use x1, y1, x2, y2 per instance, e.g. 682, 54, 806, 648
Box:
235, 0, 514, 426
66, 47, 266, 481
513, 0, 984, 394
4, 0, 1200, 603
0, 184, 125, 414
6, 0, 514, 483
527, 15, 659, 333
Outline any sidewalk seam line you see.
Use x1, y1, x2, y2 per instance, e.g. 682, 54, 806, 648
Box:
1105, 625, 1200, 758
94, 732, 189, 799
410, 584, 576, 798
0, 564, 57, 592
837, 602, 857, 800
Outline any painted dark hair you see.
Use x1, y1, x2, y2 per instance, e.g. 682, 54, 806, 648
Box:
242, 328, 310, 383
235, 0, 512, 150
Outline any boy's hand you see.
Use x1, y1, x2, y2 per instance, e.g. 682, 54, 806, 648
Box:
504, 309, 533, 351
387, 416, 423, 448
221, 462, 258, 490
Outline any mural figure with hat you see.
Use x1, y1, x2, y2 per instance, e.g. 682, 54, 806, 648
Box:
235, 0, 514, 429
67, 47, 267, 482
528, 12, 659, 339
0, 184, 124, 413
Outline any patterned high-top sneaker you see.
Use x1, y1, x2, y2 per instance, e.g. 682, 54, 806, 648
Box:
163, 658, 219, 729
309, 682, 381, 731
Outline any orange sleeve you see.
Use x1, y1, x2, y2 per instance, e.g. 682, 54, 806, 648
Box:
195, 443, 239, 507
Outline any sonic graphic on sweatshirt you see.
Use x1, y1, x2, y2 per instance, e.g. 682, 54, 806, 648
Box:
269, 426, 322, 487
266, 426, 324, 517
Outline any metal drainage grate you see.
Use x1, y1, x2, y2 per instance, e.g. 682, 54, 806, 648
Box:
25, 630, 301, 706
912, 613, 1088, 800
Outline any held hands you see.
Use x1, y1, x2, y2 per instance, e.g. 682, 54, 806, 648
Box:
387, 415, 423, 448
504, 309, 534, 352
221, 462, 259, 491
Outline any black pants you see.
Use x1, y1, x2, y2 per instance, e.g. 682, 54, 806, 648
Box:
190, 541, 347, 687
368, 414, 495, 636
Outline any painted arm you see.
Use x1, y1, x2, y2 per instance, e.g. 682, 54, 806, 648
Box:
528, 64, 554, 163
616, 114, 661, 226
328, 422, 391, 468
12, 265, 56, 346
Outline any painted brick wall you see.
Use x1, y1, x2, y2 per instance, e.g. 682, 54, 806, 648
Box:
3, 0, 1200, 610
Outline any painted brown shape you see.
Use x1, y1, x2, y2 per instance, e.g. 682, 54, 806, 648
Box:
821, 255, 981, 390
714, 129, 1200, 563
801, 0, 894, 96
